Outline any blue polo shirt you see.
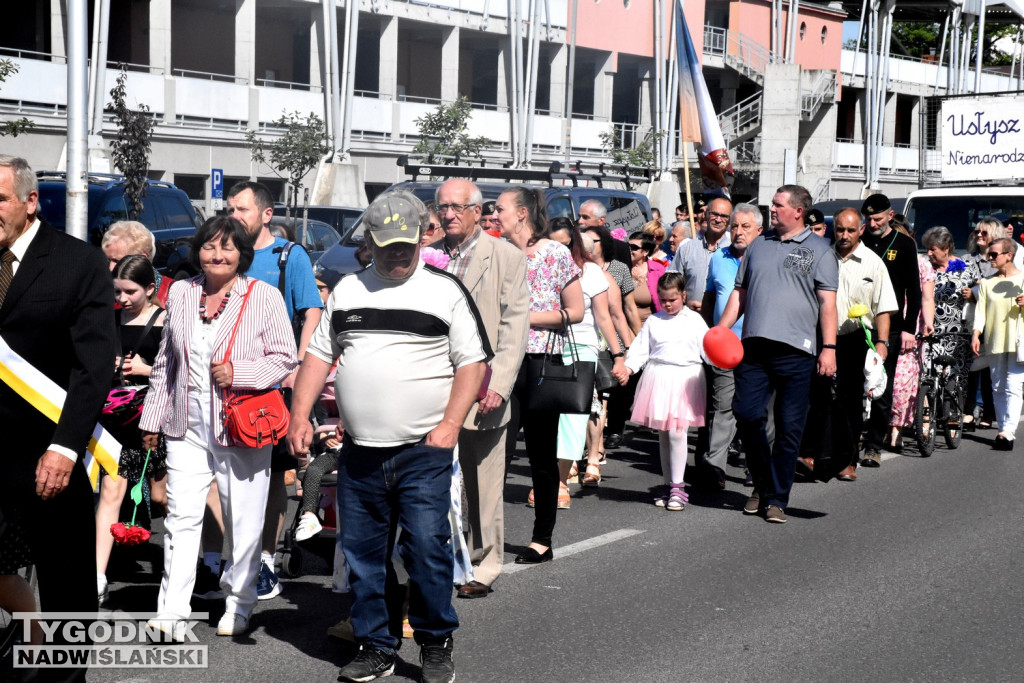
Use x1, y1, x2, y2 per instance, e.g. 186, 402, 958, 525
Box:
246, 236, 323, 319
705, 246, 744, 338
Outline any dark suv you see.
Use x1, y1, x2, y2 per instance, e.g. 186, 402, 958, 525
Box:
35, 172, 201, 273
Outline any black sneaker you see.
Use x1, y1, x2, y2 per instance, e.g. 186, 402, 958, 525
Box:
192, 562, 224, 600
337, 645, 396, 682
419, 637, 455, 683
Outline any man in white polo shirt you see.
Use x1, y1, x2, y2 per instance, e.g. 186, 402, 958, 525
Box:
288, 190, 491, 683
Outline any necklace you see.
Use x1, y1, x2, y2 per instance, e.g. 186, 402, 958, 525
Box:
199, 289, 232, 324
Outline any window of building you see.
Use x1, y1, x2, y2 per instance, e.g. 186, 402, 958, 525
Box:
800, 22, 806, 41
821, 26, 828, 44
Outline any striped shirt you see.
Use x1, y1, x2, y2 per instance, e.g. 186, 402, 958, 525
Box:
307, 261, 493, 447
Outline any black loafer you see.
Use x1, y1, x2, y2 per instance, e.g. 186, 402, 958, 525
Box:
514, 547, 553, 565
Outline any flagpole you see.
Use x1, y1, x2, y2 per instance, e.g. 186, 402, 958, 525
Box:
682, 142, 696, 239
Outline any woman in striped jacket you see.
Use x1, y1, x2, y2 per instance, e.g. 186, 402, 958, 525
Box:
140, 216, 297, 640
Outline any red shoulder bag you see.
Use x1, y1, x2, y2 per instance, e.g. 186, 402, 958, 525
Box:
220, 280, 291, 448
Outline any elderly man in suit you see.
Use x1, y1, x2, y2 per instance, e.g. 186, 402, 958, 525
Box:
433, 178, 530, 599
0, 155, 115, 681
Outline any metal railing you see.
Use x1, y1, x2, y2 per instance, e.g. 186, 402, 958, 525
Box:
718, 91, 761, 141
255, 78, 322, 93
812, 176, 831, 203
704, 25, 727, 57
724, 31, 779, 83
172, 68, 246, 84
0, 46, 66, 63
800, 71, 837, 120
732, 138, 760, 164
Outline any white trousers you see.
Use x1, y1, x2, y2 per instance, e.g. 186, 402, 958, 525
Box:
158, 393, 271, 620
989, 353, 1024, 439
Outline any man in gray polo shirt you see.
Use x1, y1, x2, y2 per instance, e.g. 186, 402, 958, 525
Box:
670, 196, 732, 309
717, 184, 838, 524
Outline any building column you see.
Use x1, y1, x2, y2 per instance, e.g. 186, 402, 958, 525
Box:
548, 43, 567, 117
149, 0, 171, 73
441, 26, 460, 102
379, 15, 398, 99
638, 65, 653, 128
496, 43, 508, 110
882, 92, 897, 146
50, 0, 66, 60
309, 6, 323, 90
757, 62, 802, 203
235, 0, 256, 84
909, 95, 922, 152
593, 51, 616, 121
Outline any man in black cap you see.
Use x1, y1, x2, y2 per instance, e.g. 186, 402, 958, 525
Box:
860, 193, 922, 467
806, 208, 827, 238
480, 200, 499, 235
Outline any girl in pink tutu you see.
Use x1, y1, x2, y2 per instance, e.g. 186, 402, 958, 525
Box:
614, 272, 708, 511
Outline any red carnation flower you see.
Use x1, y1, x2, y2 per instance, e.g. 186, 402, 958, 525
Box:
110, 522, 152, 546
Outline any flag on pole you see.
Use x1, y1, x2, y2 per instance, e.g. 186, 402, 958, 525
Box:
675, 0, 735, 195
0, 336, 121, 491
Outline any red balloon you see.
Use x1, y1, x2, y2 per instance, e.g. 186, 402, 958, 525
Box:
703, 326, 744, 369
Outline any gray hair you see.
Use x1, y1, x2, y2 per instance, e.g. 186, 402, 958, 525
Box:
102, 220, 157, 260
434, 178, 483, 207
921, 225, 955, 251
580, 200, 607, 220
0, 155, 38, 201
731, 202, 763, 227
993, 237, 1018, 258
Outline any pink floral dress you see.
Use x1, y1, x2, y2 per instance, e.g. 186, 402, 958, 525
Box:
890, 255, 936, 428
525, 240, 582, 354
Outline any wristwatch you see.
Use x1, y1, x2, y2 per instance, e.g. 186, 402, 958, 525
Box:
876, 340, 890, 347
821, 344, 837, 350
611, 351, 625, 358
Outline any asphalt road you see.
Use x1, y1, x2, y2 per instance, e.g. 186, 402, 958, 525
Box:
82, 424, 1024, 683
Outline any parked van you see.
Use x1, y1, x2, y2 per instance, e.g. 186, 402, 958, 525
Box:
904, 186, 1024, 250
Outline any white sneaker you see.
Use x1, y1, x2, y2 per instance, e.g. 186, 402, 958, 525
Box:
97, 573, 109, 605
146, 616, 189, 643
216, 612, 249, 637
294, 512, 323, 542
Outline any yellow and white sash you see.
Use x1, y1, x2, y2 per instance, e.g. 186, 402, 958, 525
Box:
0, 336, 121, 490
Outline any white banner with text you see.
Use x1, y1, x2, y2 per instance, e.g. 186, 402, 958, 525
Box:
940, 97, 1024, 182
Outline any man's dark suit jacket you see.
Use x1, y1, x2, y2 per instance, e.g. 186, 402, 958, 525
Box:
0, 220, 115, 473
0, 219, 115, 639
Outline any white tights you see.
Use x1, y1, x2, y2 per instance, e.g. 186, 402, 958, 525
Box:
658, 429, 688, 485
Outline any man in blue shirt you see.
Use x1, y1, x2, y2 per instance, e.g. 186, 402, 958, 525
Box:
696, 203, 763, 488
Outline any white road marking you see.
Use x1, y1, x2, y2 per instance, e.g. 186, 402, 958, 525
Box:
502, 528, 645, 575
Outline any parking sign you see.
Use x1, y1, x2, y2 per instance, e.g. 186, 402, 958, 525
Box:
211, 169, 223, 199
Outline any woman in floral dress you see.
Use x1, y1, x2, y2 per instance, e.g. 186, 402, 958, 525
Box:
889, 248, 936, 450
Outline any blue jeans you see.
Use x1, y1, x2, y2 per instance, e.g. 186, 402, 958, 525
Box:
339, 438, 458, 652
733, 338, 816, 509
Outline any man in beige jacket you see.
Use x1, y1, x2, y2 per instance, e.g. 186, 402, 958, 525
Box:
434, 178, 530, 598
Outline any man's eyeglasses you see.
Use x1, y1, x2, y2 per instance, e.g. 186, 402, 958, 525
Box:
986, 251, 1005, 260
629, 244, 643, 251
707, 211, 731, 221
437, 203, 477, 214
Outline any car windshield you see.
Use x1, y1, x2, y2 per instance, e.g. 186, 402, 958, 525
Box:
907, 194, 1024, 251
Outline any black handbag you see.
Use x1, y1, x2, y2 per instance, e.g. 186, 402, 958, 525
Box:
525, 311, 595, 414
595, 350, 617, 393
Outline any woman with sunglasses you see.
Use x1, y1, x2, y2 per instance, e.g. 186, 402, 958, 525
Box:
972, 238, 1024, 450
962, 217, 1006, 430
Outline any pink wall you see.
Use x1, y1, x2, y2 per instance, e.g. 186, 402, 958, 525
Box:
729, 0, 843, 71
574, 0, 706, 62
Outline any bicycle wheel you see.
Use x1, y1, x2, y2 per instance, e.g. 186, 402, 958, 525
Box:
943, 386, 964, 450
915, 380, 937, 456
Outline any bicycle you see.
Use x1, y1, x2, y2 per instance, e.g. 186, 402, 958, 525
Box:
915, 333, 967, 456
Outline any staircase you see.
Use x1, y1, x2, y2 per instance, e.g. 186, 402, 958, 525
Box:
718, 91, 762, 147
801, 71, 838, 121
723, 31, 776, 86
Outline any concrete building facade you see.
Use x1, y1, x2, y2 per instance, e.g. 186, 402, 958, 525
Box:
0, 0, 1018, 207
